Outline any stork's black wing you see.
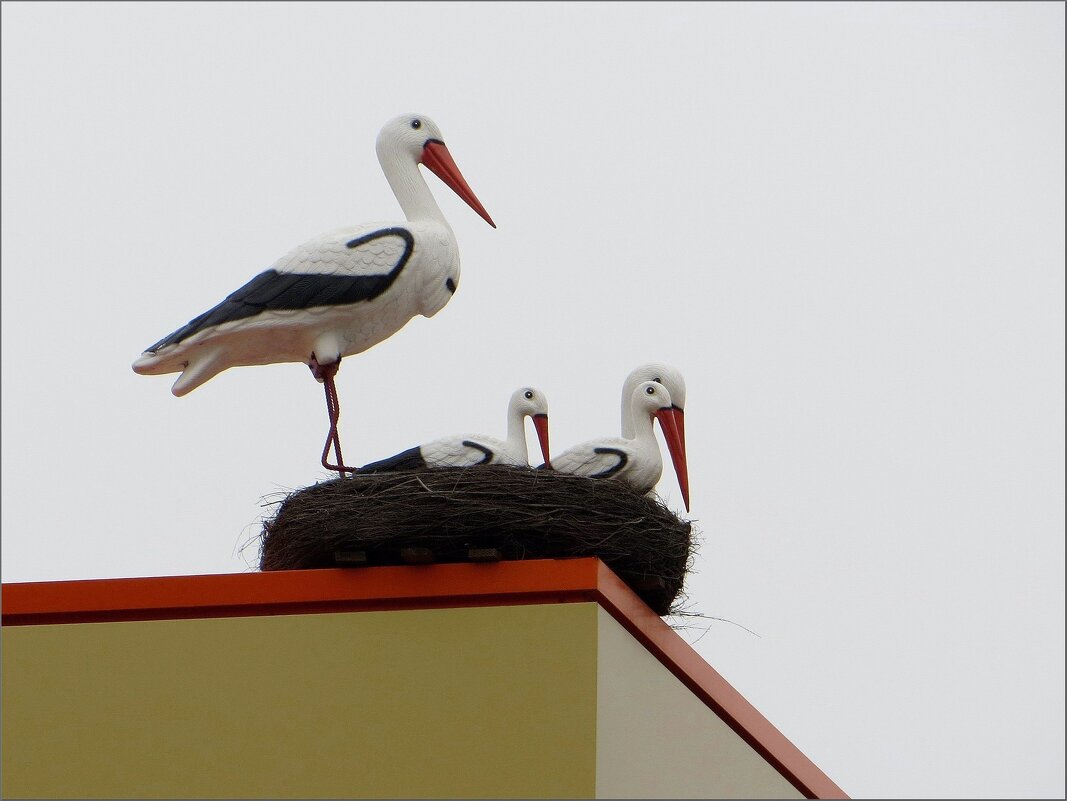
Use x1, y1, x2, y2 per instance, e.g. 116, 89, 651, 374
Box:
144, 227, 414, 352
355, 446, 427, 474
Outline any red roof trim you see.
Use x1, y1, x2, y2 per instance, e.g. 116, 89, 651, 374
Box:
0, 559, 601, 625
1, 559, 846, 799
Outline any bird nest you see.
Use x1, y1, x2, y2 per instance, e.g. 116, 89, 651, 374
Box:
258, 464, 694, 616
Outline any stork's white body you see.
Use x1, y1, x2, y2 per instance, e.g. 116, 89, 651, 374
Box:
358, 387, 550, 472
550, 382, 675, 496
132, 220, 457, 395
421, 387, 548, 468
132, 114, 492, 397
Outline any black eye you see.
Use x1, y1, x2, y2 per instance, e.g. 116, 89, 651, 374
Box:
411, 119, 421, 129
646, 386, 655, 395
524, 391, 534, 399
653, 377, 662, 384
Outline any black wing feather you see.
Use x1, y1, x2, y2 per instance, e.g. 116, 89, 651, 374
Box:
461, 440, 494, 465
590, 447, 628, 479
355, 446, 427, 474
144, 228, 414, 353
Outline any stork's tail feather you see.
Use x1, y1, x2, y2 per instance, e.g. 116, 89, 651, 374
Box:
133, 341, 228, 396
169, 348, 226, 397
132, 350, 182, 377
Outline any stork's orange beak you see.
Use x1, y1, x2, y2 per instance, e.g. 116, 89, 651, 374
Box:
532, 413, 551, 465
654, 406, 690, 512
421, 139, 496, 228
672, 405, 686, 468
670, 403, 687, 503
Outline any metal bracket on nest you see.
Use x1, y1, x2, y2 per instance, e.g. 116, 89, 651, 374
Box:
400, 547, 435, 564
333, 550, 368, 566
467, 547, 503, 562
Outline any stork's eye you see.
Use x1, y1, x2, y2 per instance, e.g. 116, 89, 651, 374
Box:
646, 386, 656, 395
411, 119, 422, 129
524, 390, 534, 399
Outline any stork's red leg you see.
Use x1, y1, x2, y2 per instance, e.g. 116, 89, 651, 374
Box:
309, 355, 355, 477
322, 373, 347, 472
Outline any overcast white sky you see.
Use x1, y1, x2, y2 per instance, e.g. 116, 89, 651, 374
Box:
2, 2, 1064, 797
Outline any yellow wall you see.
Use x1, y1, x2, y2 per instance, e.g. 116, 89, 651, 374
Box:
2, 604, 599, 799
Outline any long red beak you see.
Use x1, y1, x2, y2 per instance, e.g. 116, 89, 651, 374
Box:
655, 406, 690, 512
672, 406, 686, 467
421, 140, 496, 228
532, 413, 551, 465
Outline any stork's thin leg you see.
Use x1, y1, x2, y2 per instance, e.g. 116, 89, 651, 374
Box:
309, 355, 355, 478
322, 372, 348, 473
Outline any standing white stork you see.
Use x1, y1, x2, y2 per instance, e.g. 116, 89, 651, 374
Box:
622, 362, 688, 492
356, 387, 551, 473
548, 381, 690, 511
132, 113, 495, 474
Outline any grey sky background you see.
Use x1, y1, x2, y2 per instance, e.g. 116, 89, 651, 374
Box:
2, 2, 1063, 797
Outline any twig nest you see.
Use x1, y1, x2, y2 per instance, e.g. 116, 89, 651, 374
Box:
259, 465, 694, 616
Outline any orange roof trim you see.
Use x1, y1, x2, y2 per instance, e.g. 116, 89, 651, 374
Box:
2, 558, 847, 799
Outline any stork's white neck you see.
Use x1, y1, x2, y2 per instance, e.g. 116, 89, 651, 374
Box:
377, 139, 451, 228
630, 400, 657, 444
628, 397, 665, 474
622, 378, 649, 439
629, 400, 665, 488
505, 405, 528, 460
621, 390, 636, 439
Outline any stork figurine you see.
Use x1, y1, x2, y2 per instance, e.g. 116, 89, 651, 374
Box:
357, 387, 551, 473
548, 380, 690, 511
622, 362, 687, 469
132, 113, 495, 475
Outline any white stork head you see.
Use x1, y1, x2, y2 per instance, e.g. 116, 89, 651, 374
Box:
376, 113, 495, 228
510, 386, 551, 465
625, 363, 686, 412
